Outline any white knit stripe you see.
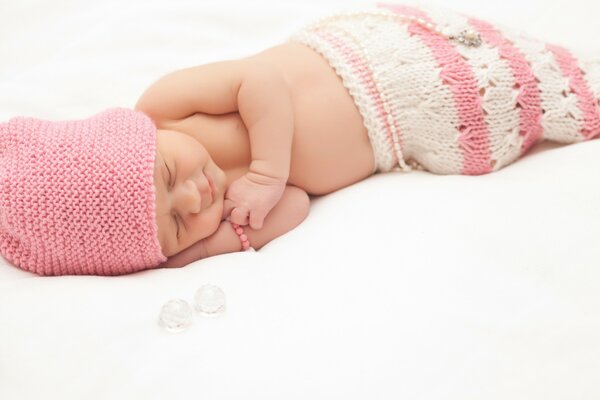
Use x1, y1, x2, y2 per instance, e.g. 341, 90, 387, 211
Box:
330, 12, 465, 173
496, 26, 585, 143
418, 5, 523, 171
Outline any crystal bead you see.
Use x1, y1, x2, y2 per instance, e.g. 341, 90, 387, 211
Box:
194, 284, 226, 316
158, 299, 193, 333
465, 30, 476, 39
452, 29, 482, 47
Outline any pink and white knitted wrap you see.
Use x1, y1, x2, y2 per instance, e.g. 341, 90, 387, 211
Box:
0, 107, 167, 276
290, 3, 600, 174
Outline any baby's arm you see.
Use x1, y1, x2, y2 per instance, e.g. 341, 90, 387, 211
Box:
158, 185, 309, 269
136, 58, 294, 229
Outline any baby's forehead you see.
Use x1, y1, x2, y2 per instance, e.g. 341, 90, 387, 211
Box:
154, 129, 179, 161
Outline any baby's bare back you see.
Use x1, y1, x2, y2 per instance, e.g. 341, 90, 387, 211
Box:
256, 43, 375, 194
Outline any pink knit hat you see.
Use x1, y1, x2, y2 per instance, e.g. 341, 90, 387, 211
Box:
0, 107, 167, 276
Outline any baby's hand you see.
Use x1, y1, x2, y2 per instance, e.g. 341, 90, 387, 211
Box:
222, 170, 286, 230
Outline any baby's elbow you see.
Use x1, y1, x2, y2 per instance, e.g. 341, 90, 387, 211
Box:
298, 190, 310, 223
245, 185, 310, 250
277, 185, 310, 233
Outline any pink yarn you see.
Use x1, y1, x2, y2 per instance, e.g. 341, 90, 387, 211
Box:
385, 3, 493, 175
0, 108, 167, 276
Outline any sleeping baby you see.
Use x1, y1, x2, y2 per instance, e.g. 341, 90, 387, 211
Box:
1, 3, 599, 275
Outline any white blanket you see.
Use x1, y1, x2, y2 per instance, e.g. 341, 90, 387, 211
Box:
1, 0, 599, 398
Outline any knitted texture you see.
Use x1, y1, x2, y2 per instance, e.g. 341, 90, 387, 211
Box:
0, 108, 167, 276
290, 3, 600, 174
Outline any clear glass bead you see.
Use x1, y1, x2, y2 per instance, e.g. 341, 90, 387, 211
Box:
158, 299, 193, 333
194, 284, 226, 317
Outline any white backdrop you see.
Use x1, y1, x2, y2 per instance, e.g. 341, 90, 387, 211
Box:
1, 0, 599, 122
1, 1, 600, 399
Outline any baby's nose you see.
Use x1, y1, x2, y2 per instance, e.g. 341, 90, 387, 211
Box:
174, 179, 202, 215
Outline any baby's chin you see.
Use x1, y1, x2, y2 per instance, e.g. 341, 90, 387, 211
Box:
214, 200, 226, 223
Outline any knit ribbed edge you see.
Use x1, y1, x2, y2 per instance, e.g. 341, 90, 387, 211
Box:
138, 109, 168, 270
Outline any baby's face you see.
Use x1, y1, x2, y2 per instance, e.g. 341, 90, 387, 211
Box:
154, 129, 227, 257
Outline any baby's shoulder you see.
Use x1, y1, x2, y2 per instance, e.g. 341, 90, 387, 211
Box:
157, 112, 251, 171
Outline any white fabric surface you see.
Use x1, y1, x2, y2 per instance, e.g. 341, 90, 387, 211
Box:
1, 0, 599, 399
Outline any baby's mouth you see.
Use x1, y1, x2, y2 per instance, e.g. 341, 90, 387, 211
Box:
191, 174, 212, 212
205, 169, 217, 198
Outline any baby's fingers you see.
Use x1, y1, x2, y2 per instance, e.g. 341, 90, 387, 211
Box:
222, 199, 236, 220
249, 210, 266, 230
229, 206, 250, 226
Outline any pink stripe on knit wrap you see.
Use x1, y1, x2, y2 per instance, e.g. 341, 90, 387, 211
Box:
379, 3, 492, 174
312, 30, 403, 167
545, 44, 600, 140
468, 17, 544, 154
